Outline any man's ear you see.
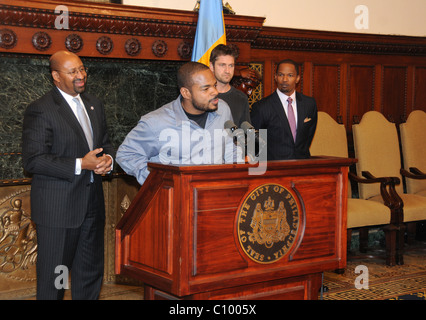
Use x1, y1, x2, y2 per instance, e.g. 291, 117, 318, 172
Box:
51, 70, 60, 83
180, 87, 191, 100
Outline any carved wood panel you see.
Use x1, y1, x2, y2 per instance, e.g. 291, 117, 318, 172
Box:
381, 66, 408, 122
348, 65, 375, 126
413, 67, 426, 112
312, 64, 341, 120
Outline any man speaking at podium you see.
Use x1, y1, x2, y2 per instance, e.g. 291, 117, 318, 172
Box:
116, 62, 241, 185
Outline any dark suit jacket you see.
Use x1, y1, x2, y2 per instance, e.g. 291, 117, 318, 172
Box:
251, 91, 318, 160
22, 87, 115, 228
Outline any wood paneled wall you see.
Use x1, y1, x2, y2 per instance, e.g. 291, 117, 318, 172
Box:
251, 27, 426, 132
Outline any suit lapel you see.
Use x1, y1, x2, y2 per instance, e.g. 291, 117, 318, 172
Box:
295, 92, 308, 142
81, 94, 99, 148
52, 87, 92, 150
295, 92, 305, 123
272, 92, 289, 128
272, 91, 295, 143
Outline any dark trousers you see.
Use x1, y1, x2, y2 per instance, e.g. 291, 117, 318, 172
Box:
35, 184, 105, 300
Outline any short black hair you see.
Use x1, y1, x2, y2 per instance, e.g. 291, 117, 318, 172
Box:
177, 61, 210, 89
276, 59, 299, 75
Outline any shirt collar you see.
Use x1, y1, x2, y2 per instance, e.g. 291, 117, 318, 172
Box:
276, 89, 296, 104
56, 87, 82, 107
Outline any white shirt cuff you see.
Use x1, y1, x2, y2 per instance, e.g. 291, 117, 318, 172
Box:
75, 158, 82, 175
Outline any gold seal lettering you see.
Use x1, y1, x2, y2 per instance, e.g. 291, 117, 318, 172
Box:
236, 184, 300, 264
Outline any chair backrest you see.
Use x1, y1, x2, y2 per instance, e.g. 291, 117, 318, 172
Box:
310, 111, 351, 196
310, 112, 348, 158
400, 110, 426, 194
352, 111, 403, 200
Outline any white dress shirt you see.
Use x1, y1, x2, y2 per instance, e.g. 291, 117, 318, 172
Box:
276, 89, 298, 127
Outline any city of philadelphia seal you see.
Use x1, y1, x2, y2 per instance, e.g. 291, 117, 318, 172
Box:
236, 184, 300, 264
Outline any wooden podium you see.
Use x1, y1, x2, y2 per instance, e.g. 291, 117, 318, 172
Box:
115, 157, 355, 300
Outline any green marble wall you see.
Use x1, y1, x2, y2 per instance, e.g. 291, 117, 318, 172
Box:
0, 54, 181, 181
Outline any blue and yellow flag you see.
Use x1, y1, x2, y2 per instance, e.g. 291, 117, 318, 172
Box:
191, 0, 226, 66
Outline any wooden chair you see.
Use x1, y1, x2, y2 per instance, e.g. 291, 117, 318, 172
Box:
310, 112, 400, 265
399, 110, 426, 240
352, 111, 426, 265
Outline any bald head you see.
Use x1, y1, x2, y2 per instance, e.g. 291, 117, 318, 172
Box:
50, 50, 87, 96
50, 50, 78, 72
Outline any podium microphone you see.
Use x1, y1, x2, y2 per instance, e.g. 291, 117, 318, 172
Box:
224, 120, 245, 146
240, 121, 267, 158
224, 120, 239, 132
240, 121, 257, 133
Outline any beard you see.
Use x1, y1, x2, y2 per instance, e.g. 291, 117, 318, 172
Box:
216, 74, 232, 86
277, 83, 293, 95
192, 96, 219, 113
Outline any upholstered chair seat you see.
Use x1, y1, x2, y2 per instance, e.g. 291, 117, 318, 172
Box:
347, 198, 391, 228
368, 193, 426, 222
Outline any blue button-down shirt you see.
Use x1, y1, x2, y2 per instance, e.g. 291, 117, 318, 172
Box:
116, 96, 241, 185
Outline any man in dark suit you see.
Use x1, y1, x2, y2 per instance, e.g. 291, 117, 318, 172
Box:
22, 51, 114, 299
251, 59, 318, 160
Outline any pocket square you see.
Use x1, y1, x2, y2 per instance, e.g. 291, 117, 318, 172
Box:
304, 117, 312, 123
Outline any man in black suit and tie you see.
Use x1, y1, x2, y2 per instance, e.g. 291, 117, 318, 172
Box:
22, 51, 115, 299
251, 59, 318, 160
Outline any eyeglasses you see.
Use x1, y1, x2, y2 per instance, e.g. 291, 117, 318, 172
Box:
55, 66, 88, 77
